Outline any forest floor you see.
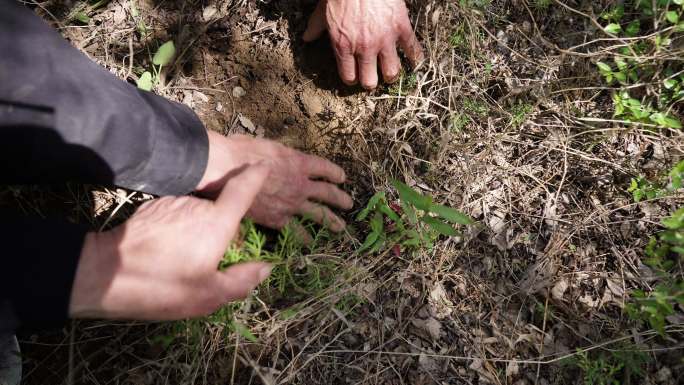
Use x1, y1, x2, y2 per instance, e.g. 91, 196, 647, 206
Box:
7, 0, 684, 384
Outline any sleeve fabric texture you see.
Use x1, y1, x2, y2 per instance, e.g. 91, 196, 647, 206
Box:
0, 0, 209, 332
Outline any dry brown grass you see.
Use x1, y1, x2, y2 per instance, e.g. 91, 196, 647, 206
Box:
7, 0, 683, 384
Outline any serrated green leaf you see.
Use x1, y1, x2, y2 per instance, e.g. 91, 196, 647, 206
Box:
358, 230, 379, 253
369, 232, 386, 253
137, 71, 153, 91
356, 192, 385, 221
420, 216, 459, 236
378, 202, 400, 223
153, 41, 176, 66
392, 180, 432, 211
231, 321, 257, 342
401, 199, 418, 225
370, 211, 384, 233
429, 204, 473, 225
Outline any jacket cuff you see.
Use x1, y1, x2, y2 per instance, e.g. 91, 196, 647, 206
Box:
0, 217, 87, 331
119, 93, 209, 196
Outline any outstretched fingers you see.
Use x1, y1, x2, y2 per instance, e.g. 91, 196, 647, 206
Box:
307, 180, 353, 210
398, 24, 424, 68
299, 201, 346, 232
302, 153, 347, 183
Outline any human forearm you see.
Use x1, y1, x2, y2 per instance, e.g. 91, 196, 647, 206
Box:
0, 0, 208, 196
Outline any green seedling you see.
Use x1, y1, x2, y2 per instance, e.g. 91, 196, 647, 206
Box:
628, 160, 684, 202
626, 207, 684, 335
69, 0, 110, 24
509, 102, 533, 128
596, 1, 684, 129
137, 41, 176, 91
533, 0, 551, 11
356, 180, 473, 254
388, 70, 417, 96
219, 219, 347, 301
563, 345, 650, 385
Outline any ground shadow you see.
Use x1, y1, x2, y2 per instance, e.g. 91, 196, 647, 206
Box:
255, 0, 365, 96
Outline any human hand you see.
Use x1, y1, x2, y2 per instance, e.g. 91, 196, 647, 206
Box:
196, 131, 353, 232
69, 164, 273, 320
303, 0, 424, 89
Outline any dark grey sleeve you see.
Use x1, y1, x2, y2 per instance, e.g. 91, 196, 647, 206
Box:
0, 0, 210, 332
0, 0, 209, 195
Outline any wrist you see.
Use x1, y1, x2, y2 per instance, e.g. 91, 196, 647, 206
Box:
195, 131, 241, 194
195, 132, 265, 196
68, 231, 116, 318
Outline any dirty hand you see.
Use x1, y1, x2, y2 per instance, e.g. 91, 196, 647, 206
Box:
69, 165, 273, 320
196, 131, 353, 232
303, 0, 424, 89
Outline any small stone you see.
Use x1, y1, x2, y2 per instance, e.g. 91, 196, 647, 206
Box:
238, 114, 256, 133
202, 5, 218, 22
215, 102, 223, 112
232, 86, 246, 98
193, 90, 209, 103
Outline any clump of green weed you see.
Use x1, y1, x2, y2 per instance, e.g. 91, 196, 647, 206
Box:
220, 219, 344, 301
626, 206, 684, 335
458, 0, 492, 10
533, 0, 551, 11
595, 1, 684, 129
450, 98, 489, 132
509, 102, 533, 128
136, 41, 176, 91
563, 346, 650, 385
356, 180, 473, 254
150, 219, 352, 348
388, 70, 417, 96
628, 159, 684, 202
68, 0, 109, 24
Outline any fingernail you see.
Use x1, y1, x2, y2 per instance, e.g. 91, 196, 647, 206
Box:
258, 264, 273, 282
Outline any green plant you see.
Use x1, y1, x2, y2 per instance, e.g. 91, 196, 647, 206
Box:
458, 0, 492, 10
450, 99, 488, 132
356, 180, 473, 254
137, 41, 176, 91
69, 0, 110, 24
628, 159, 684, 202
626, 207, 684, 335
149, 219, 352, 348
220, 219, 348, 301
596, 1, 684, 129
567, 346, 650, 385
450, 113, 470, 132
509, 102, 533, 128
533, 0, 551, 11
388, 70, 417, 96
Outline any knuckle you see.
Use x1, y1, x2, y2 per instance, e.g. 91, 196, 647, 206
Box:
356, 37, 375, 52
334, 38, 353, 53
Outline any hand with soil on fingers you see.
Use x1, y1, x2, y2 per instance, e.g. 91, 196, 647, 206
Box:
196, 131, 354, 232
303, 0, 424, 90
69, 164, 273, 320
